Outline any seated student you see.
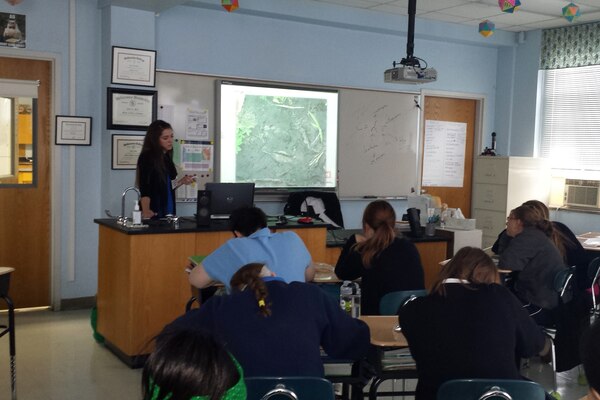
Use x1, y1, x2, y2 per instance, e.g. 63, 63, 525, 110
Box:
188, 206, 314, 290
335, 200, 425, 315
493, 200, 589, 290
581, 319, 600, 400
399, 247, 549, 400
169, 263, 370, 377
142, 327, 246, 400
498, 204, 567, 324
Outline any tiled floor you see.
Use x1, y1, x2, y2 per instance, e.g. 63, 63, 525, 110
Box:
0, 309, 591, 399
0, 309, 141, 400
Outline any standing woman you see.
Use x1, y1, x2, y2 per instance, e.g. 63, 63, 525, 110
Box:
136, 120, 194, 219
335, 200, 425, 315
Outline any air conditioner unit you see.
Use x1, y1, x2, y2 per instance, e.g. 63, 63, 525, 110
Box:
564, 179, 600, 208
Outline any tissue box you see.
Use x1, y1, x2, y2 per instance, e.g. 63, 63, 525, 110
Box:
445, 217, 476, 230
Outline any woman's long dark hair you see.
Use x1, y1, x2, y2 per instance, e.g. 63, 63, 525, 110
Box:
354, 200, 396, 268
511, 204, 554, 238
135, 120, 173, 187
142, 328, 239, 400
521, 200, 571, 262
430, 247, 499, 296
230, 263, 272, 317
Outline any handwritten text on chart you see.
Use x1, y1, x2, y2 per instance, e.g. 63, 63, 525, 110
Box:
422, 120, 467, 187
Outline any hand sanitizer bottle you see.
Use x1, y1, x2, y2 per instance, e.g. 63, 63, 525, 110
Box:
132, 201, 142, 225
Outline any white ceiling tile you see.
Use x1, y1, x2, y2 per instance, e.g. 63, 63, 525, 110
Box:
418, 11, 475, 23
370, 3, 408, 14
436, 3, 504, 19
116, 0, 600, 33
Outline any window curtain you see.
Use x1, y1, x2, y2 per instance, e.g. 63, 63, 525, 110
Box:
540, 22, 600, 70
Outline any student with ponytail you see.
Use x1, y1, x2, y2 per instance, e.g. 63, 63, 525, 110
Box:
335, 200, 425, 315
166, 263, 370, 378
498, 204, 567, 324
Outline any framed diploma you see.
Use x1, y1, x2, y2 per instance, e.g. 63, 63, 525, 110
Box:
55, 115, 92, 146
112, 134, 144, 170
111, 46, 156, 87
107, 87, 157, 131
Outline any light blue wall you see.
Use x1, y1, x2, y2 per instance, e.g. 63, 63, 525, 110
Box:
3, 0, 594, 301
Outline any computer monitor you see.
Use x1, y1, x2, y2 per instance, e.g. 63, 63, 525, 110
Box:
204, 182, 255, 219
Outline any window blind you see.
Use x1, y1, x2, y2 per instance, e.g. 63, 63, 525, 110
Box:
539, 64, 600, 172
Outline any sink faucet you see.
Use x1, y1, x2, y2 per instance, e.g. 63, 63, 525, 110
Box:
119, 186, 141, 225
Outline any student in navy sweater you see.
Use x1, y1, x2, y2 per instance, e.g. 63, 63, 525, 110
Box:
335, 200, 425, 315
399, 247, 549, 400
167, 263, 370, 377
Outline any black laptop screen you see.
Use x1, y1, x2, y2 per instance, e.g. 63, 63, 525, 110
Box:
204, 182, 255, 216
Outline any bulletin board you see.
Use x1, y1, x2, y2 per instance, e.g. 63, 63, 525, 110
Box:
156, 71, 420, 200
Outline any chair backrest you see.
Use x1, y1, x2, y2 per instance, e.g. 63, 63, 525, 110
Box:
379, 289, 427, 315
283, 191, 344, 228
553, 267, 575, 304
437, 379, 546, 400
245, 377, 335, 400
589, 257, 600, 316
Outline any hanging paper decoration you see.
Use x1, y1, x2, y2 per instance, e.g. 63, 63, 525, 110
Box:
498, 0, 520, 13
562, 3, 580, 22
222, 0, 239, 12
479, 20, 496, 37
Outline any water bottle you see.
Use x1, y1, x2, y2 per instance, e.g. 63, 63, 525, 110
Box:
340, 281, 361, 318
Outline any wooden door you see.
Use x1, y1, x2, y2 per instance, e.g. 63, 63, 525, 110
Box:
0, 57, 51, 308
421, 96, 477, 218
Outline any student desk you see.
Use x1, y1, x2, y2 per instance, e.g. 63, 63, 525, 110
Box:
325, 229, 452, 290
94, 217, 329, 366
577, 232, 600, 253
360, 315, 415, 399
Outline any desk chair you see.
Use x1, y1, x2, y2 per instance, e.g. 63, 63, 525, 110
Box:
539, 267, 576, 397
588, 257, 600, 323
437, 379, 546, 400
0, 267, 16, 400
245, 377, 335, 400
379, 289, 427, 316
284, 191, 344, 229
366, 290, 427, 400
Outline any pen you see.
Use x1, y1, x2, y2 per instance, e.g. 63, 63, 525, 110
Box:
363, 196, 377, 199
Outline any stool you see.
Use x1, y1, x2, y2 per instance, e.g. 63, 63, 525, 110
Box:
0, 267, 16, 400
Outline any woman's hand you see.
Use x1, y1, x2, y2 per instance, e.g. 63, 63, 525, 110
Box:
142, 209, 156, 219
178, 174, 196, 187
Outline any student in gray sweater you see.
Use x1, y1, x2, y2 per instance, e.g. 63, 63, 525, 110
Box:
498, 204, 566, 324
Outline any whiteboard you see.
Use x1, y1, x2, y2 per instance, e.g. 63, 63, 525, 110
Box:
337, 89, 420, 198
156, 72, 420, 198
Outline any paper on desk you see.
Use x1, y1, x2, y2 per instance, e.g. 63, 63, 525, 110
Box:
584, 238, 600, 247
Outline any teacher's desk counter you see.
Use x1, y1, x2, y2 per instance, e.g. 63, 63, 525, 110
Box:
94, 218, 456, 366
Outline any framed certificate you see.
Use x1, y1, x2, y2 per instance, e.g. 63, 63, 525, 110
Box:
55, 115, 92, 146
107, 87, 157, 131
112, 134, 144, 170
111, 46, 156, 87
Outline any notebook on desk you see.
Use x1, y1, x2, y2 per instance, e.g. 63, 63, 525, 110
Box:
204, 182, 255, 220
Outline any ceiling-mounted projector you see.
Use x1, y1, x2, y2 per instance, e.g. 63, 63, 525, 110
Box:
384, 0, 437, 84
384, 64, 437, 84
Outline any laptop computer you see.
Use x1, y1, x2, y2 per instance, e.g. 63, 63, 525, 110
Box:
204, 182, 255, 219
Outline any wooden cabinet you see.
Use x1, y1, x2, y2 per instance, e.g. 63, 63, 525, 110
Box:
471, 156, 550, 248
96, 222, 329, 364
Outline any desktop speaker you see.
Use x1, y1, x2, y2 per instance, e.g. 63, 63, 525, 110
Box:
196, 190, 211, 226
